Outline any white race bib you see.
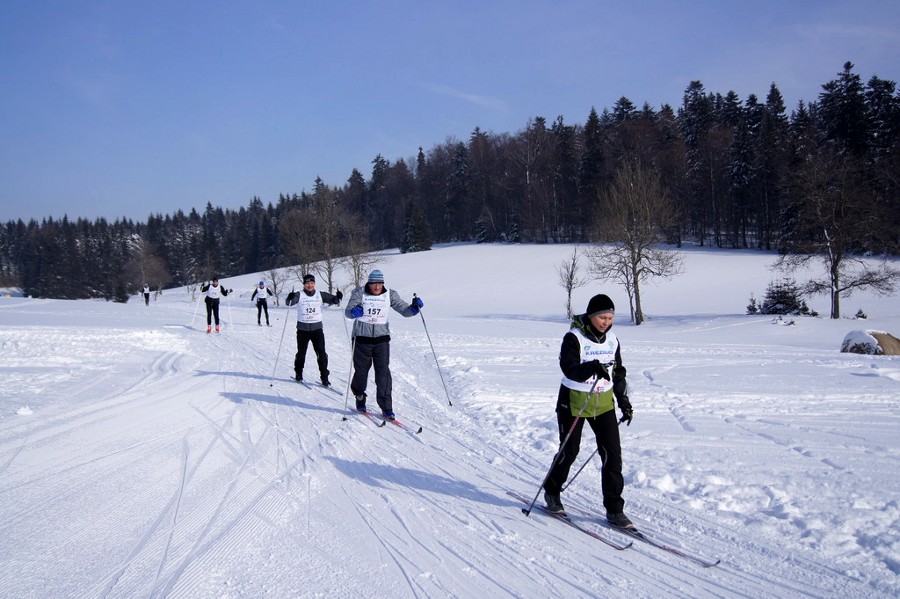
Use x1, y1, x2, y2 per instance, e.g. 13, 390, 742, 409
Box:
297, 291, 323, 323
360, 288, 390, 325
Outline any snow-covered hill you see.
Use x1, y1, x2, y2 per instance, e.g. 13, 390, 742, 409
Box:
1, 244, 898, 598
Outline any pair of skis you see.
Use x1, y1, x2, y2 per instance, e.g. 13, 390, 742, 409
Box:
298, 379, 339, 394
508, 491, 720, 568
508, 491, 632, 550
300, 383, 422, 434
353, 409, 423, 435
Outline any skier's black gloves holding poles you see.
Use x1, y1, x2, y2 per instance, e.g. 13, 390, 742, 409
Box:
590, 360, 611, 381
617, 395, 633, 426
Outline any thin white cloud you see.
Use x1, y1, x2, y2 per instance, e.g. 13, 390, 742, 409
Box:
418, 83, 508, 112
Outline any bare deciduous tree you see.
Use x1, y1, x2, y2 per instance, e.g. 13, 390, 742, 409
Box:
587, 160, 682, 324
280, 181, 374, 294
557, 246, 589, 318
265, 268, 289, 306
777, 149, 900, 318
123, 239, 171, 298
278, 209, 318, 278
585, 245, 639, 323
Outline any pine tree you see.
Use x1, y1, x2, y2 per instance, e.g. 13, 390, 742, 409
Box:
759, 279, 807, 315
819, 62, 868, 156
755, 83, 790, 250
445, 142, 470, 241
578, 107, 604, 224
400, 202, 432, 253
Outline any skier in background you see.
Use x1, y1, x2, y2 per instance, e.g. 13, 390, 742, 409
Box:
286, 274, 342, 386
251, 279, 274, 326
200, 276, 232, 333
142, 284, 151, 306
542, 293, 634, 529
344, 269, 423, 420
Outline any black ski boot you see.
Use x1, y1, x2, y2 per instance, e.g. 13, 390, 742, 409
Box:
607, 512, 635, 529
544, 492, 566, 515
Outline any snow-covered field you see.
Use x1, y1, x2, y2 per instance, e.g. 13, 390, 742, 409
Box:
1, 244, 898, 598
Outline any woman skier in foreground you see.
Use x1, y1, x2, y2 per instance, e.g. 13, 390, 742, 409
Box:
542, 293, 634, 529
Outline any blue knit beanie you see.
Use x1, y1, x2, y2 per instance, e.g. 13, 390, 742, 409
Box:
367, 269, 385, 284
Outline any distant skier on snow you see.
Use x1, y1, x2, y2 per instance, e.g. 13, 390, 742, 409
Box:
142, 284, 150, 306
251, 280, 274, 326
285, 274, 342, 386
344, 269, 423, 420
542, 293, 634, 529
200, 276, 232, 333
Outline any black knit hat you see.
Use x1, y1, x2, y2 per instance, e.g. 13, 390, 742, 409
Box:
303, 274, 315, 283
585, 294, 615, 317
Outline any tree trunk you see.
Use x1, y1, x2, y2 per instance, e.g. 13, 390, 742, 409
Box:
632, 262, 644, 325
831, 271, 841, 319
830, 259, 841, 319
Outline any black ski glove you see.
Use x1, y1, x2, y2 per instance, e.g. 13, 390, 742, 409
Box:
590, 360, 611, 381
335, 290, 343, 304
617, 396, 633, 426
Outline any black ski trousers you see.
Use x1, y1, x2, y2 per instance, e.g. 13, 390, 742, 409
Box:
350, 340, 393, 413
256, 299, 269, 325
294, 327, 329, 382
544, 400, 624, 514
205, 297, 220, 325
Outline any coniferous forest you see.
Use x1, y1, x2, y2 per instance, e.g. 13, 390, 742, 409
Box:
1, 63, 898, 303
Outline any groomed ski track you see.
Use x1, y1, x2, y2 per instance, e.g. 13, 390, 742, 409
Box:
0, 289, 893, 599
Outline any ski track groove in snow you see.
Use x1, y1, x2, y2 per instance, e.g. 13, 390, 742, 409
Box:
2, 247, 899, 598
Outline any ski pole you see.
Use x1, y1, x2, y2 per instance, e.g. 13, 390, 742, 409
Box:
522, 377, 600, 516
562, 449, 596, 492
225, 291, 234, 329
190, 286, 204, 327
341, 331, 358, 418
413, 293, 452, 407
340, 296, 352, 341
561, 416, 626, 491
269, 298, 293, 386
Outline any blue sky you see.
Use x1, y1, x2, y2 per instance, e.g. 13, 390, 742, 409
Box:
2, 1, 898, 223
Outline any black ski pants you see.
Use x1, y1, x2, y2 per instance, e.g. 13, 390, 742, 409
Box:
350, 339, 392, 413
205, 297, 221, 325
295, 327, 329, 382
544, 398, 625, 514
256, 299, 269, 324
